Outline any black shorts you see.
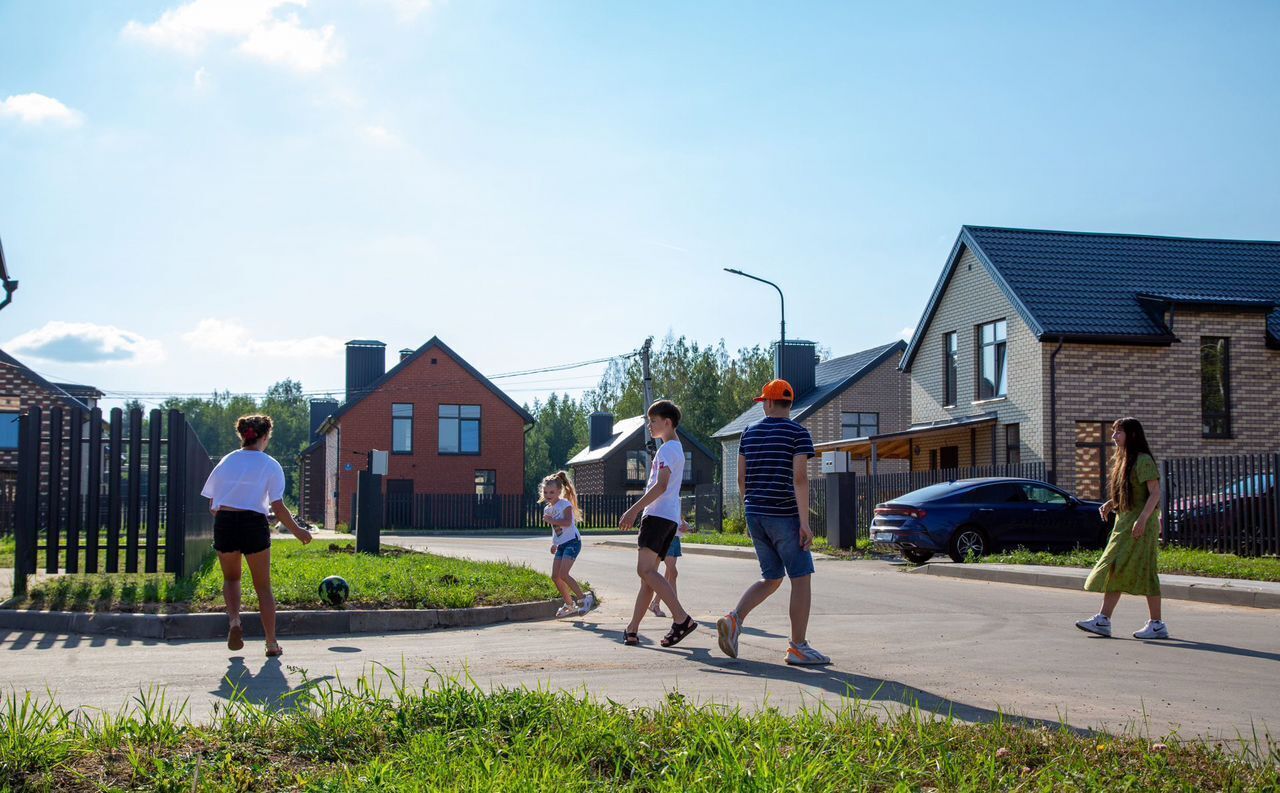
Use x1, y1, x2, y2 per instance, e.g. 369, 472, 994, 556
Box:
214, 510, 272, 555
637, 516, 679, 559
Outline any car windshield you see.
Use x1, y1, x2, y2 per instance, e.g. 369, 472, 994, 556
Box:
1226, 475, 1275, 495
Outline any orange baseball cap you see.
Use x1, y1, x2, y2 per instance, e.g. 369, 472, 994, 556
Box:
753, 379, 795, 402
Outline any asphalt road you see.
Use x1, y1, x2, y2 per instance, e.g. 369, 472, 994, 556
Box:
2, 535, 1276, 746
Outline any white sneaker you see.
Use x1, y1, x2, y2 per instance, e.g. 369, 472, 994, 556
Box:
556, 604, 577, 618
785, 641, 832, 666
579, 592, 597, 615
1133, 620, 1169, 640
1075, 614, 1112, 637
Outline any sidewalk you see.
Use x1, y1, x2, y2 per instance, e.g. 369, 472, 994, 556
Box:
910, 563, 1280, 609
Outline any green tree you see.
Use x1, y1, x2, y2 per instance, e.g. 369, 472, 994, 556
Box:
523, 393, 589, 494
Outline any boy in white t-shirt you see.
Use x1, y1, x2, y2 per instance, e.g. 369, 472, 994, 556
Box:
619, 400, 696, 648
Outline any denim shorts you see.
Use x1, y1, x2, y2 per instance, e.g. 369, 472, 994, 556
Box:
667, 536, 682, 558
554, 538, 582, 559
746, 514, 814, 580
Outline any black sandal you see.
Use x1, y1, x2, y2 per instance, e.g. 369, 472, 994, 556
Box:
660, 616, 698, 648
623, 631, 640, 646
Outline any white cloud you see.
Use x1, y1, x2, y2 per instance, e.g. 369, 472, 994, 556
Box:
360, 124, 400, 146
6, 322, 163, 365
182, 318, 343, 358
0, 93, 83, 126
193, 66, 209, 89
899, 326, 916, 341
378, 0, 434, 21
123, 0, 344, 74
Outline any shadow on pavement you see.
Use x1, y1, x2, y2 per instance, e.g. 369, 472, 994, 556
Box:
210, 657, 335, 711
1144, 638, 1280, 663
0, 630, 160, 650
570, 618, 1089, 735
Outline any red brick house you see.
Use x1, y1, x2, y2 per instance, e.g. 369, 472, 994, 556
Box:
314, 338, 534, 528
0, 348, 102, 529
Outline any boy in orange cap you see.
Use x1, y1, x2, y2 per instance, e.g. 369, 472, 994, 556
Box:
716, 379, 830, 665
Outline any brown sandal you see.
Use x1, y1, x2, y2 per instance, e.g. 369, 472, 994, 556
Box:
265, 643, 283, 658
227, 622, 244, 652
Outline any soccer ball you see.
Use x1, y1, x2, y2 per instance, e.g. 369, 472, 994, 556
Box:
319, 575, 350, 607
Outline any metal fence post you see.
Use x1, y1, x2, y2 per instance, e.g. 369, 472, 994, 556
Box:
13, 409, 39, 596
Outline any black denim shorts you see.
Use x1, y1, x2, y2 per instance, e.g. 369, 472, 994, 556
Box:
637, 516, 679, 560
213, 510, 271, 555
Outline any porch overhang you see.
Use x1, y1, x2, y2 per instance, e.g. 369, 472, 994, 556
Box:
812, 412, 999, 461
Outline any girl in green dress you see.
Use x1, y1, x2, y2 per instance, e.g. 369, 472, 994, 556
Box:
1076, 417, 1168, 640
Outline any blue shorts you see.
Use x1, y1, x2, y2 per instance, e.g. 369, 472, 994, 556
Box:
553, 538, 582, 559
746, 514, 814, 580
667, 536, 682, 558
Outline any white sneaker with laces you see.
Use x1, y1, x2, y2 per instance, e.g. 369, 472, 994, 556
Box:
785, 641, 832, 666
579, 592, 597, 615
556, 603, 577, 618
1075, 614, 1112, 637
1133, 619, 1169, 640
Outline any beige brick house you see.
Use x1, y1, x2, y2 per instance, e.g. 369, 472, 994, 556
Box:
822, 226, 1280, 499
713, 340, 910, 504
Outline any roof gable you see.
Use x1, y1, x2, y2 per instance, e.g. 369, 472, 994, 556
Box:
712, 340, 905, 439
0, 348, 94, 410
902, 226, 1280, 369
568, 415, 718, 465
321, 337, 535, 430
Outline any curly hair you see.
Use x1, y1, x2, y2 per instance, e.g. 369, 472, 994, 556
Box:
236, 415, 273, 448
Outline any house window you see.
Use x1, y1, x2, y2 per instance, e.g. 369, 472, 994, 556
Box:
1005, 424, 1021, 466
474, 469, 496, 497
439, 404, 481, 454
977, 320, 1008, 400
0, 412, 19, 451
625, 450, 649, 481
1201, 337, 1231, 438
683, 451, 694, 483
943, 332, 958, 407
391, 403, 413, 453
840, 412, 879, 439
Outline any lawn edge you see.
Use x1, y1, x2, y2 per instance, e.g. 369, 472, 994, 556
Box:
909, 563, 1280, 609
0, 598, 562, 640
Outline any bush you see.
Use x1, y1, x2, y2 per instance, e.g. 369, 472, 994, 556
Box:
721, 507, 747, 535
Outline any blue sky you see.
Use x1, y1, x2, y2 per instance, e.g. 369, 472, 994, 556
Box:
2, 1, 1277, 409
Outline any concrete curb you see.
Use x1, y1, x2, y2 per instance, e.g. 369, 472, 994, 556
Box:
908, 564, 1280, 609
0, 599, 562, 640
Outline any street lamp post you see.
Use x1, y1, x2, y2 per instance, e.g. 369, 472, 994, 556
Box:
0, 236, 19, 313
724, 268, 785, 377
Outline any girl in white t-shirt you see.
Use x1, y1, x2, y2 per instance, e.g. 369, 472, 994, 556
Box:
540, 470, 596, 618
201, 414, 312, 658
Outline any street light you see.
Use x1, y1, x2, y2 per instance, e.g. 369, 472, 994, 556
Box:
724, 268, 785, 377
0, 236, 18, 313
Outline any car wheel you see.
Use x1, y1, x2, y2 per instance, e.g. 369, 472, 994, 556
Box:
901, 549, 934, 565
948, 526, 988, 563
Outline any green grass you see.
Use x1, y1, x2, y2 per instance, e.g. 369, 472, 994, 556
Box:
1, 673, 1274, 791
0, 535, 12, 568
980, 546, 1280, 582
10, 541, 559, 613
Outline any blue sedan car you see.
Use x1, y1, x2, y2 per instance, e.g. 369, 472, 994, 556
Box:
871, 478, 1110, 563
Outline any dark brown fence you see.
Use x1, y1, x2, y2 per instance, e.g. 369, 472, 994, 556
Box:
0, 471, 14, 537
383, 492, 645, 531
13, 406, 216, 592
849, 463, 1048, 538
1162, 453, 1279, 556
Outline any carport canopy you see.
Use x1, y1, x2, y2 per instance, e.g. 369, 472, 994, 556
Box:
812, 413, 998, 461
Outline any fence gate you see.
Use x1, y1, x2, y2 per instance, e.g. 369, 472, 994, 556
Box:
13, 406, 216, 593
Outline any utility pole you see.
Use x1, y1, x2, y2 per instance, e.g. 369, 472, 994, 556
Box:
640, 337, 657, 453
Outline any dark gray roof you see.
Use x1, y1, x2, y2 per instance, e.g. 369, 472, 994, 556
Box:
53, 382, 104, 401
319, 336, 535, 431
0, 349, 93, 410
903, 226, 1280, 368
712, 341, 906, 439
568, 415, 718, 465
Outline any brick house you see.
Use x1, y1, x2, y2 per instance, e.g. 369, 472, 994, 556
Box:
567, 413, 718, 497
296, 398, 337, 524
823, 226, 1280, 499
713, 339, 910, 504
315, 338, 534, 528
0, 348, 102, 528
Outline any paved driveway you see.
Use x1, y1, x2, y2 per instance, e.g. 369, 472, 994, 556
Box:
1, 535, 1276, 745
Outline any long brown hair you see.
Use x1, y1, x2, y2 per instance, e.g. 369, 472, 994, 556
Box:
539, 470, 583, 522
1107, 417, 1155, 511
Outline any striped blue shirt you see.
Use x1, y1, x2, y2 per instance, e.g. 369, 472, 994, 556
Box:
740, 417, 815, 517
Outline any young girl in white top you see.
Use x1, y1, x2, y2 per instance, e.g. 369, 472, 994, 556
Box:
201, 415, 312, 657
541, 470, 596, 618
